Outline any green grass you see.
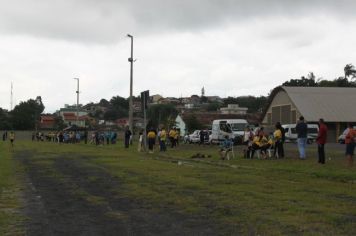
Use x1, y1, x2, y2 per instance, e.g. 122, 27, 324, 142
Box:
5, 141, 356, 235
0, 142, 24, 235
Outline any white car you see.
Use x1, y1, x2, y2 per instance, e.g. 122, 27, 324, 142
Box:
188, 130, 201, 143
282, 124, 319, 144
188, 130, 212, 144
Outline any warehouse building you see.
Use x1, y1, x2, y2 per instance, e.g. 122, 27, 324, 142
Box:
261, 86, 356, 142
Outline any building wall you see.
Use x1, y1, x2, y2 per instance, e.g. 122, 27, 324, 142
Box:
220, 109, 247, 115
262, 90, 342, 142
175, 115, 186, 136
63, 120, 86, 127
262, 90, 299, 126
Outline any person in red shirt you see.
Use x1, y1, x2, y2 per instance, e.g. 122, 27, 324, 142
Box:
345, 123, 356, 166
316, 118, 328, 164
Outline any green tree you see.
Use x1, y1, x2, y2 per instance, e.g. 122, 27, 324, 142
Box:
99, 99, 110, 107
106, 96, 129, 120
344, 64, 356, 80
147, 104, 178, 128
205, 102, 221, 112
223, 96, 267, 113
10, 97, 45, 130
185, 115, 203, 132
53, 115, 66, 130
103, 109, 122, 120
110, 96, 129, 110
283, 72, 318, 87
200, 96, 208, 103
0, 108, 11, 130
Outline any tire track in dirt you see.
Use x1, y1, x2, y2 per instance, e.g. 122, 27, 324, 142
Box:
17, 150, 219, 236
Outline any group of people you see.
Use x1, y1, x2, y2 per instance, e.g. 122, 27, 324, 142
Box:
90, 130, 118, 146
3, 119, 355, 165
295, 116, 328, 164
241, 123, 285, 159
31, 131, 86, 144
30, 130, 119, 145
236, 117, 354, 165
296, 117, 356, 166
137, 127, 180, 153
244, 116, 355, 166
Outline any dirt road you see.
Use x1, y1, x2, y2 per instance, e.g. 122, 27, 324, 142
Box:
16, 150, 218, 236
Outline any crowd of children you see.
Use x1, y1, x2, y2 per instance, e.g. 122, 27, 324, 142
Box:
29, 130, 118, 145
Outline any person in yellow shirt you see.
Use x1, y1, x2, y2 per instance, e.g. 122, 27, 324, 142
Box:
169, 128, 177, 148
159, 128, 167, 152
174, 128, 179, 147
251, 132, 267, 158
273, 122, 284, 158
260, 133, 273, 159
147, 128, 156, 153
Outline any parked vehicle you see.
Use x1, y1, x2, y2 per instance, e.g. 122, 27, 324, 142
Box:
211, 119, 248, 144
188, 130, 201, 143
187, 130, 212, 144
338, 126, 356, 144
282, 124, 319, 144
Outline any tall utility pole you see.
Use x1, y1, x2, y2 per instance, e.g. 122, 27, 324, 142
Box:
74, 78, 80, 125
127, 34, 134, 133
10, 82, 13, 111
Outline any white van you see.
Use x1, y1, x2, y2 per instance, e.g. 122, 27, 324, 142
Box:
282, 124, 319, 144
211, 119, 248, 144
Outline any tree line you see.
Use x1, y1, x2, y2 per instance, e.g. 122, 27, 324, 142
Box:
282, 64, 356, 87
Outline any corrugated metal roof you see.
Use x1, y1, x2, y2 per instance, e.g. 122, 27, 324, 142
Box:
283, 86, 356, 122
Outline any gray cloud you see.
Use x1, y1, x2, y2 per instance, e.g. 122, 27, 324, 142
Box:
1, 0, 356, 112
0, 0, 355, 43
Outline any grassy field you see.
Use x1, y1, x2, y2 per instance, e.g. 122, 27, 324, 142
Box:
0, 142, 24, 235
1, 140, 356, 235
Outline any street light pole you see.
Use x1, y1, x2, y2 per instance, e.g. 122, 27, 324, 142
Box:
74, 78, 79, 126
127, 34, 134, 133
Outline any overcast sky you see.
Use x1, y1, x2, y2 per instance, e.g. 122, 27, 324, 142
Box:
1, 0, 356, 112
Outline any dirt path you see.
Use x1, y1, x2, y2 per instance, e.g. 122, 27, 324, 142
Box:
16, 151, 218, 236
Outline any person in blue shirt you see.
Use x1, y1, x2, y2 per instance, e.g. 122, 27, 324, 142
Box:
219, 136, 233, 160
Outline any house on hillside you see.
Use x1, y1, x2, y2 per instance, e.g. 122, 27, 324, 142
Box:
206, 96, 224, 104
158, 97, 181, 105
113, 117, 144, 129
151, 94, 163, 104
261, 86, 356, 142
58, 105, 89, 128
39, 115, 56, 129
220, 104, 248, 115
61, 113, 87, 127
83, 103, 108, 116
175, 115, 187, 136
